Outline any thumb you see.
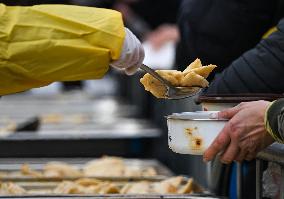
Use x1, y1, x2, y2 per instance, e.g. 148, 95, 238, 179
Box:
219, 105, 242, 119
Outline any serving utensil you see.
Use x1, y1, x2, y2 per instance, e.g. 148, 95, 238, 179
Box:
140, 64, 202, 99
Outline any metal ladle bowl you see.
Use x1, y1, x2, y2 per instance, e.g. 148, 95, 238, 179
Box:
140, 64, 202, 100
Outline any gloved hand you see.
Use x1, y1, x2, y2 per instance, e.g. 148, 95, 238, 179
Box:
110, 28, 144, 75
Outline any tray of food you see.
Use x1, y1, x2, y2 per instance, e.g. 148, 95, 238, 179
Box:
0, 156, 172, 181
0, 157, 222, 198
0, 176, 203, 196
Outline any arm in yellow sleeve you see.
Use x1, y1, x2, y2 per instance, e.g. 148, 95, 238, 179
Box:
0, 4, 125, 95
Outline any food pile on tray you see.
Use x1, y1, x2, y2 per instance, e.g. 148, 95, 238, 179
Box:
1, 156, 157, 178
0, 156, 202, 196
0, 176, 197, 195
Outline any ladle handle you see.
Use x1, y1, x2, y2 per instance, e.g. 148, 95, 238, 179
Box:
140, 64, 174, 89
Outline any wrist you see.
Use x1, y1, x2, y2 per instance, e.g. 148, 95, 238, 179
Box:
265, 99, 284, 143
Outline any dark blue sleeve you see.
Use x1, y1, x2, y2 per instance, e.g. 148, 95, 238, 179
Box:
204, 18, 284, 94
176, 0, 279, 75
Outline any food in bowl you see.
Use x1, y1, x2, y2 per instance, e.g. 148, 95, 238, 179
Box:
167, 111, 227, 155
140, 59, 217, 98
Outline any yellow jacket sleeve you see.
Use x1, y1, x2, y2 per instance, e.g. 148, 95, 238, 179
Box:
0, 4, 125, 95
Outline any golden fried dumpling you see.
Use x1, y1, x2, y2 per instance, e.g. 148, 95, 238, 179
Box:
190, 64, 217, 78
96, 182, 120, 194
83, 156, 125, 177
140, 70, 183, 98
178, 178, 194, 194
0, 182, 27, 195
53, 181, 89, 194
181, 72, 209, 87
152, 180, 177, 194
140, 59, 216, 99
43, 162, 82, 178
120, 182, 151, 194
183, 58, 202, 73
21, 164, 43, 178
75, 178, 101, 186
140, 73, 167, 98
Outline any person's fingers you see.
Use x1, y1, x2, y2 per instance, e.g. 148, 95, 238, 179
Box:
203, 126, 231, 162
125, 65, 138, 75
216, 105, 242, 119
125, 46, 144, 75
220, 141, 240, 164
235, 149, 249, 163
245, 152, 257, 161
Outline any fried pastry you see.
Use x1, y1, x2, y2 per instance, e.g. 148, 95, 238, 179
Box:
140, 70, 183, 98
21, 164, 42, 178
43, 162, 82, 178
183, 58, 202, 73
0, 182, 26, 195
190, 64, 217, 78
181, 72, 209, 87
140, 58, 217, 98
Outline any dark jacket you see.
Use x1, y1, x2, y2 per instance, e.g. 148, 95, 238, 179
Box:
205, 18, 284, 94
176, 0, 284, 81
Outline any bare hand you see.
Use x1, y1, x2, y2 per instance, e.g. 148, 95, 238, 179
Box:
146, 24, 179, 50
203, 100, 275, 164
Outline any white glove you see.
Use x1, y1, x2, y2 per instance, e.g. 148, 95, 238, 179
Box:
110, 28, 144, 75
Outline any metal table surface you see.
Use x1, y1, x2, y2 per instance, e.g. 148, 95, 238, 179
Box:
0, 93, 161, 157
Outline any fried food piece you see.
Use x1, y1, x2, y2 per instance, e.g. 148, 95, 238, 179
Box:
140, 70, 183, 98
75, 178, 101, 186
183, 58, 202, 73
96, 182, 120, 194
21, 164, 42, 178
120, 181, 151, 194
161, 176, 184, 187
152, 180, 177, 194
142, 167, 157, 176
53, 181, 91, 194
54, 180, 119, 194
140, 73, 167, 98
181, 72, 209, 87
124, 167, 157, 177
0, 182, 26, 195
190, 64, 217, 78
0, 172, 7, 178
84, 157, 125, 177
140, 59, 217, 98
43, 162, 82, 178
178, 178, 194, 194
84, 156, 157, 177
120, 176, 193, 194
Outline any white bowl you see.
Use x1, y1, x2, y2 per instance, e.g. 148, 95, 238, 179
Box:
167, 112, 227, 155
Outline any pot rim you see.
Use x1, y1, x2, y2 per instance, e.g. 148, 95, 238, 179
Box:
196, 93, 284, 103
166, 116, 228, 121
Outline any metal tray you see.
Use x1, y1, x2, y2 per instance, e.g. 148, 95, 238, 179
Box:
0, 158, 222, 198
0, 158, 173, 181
0, 194, 224, 199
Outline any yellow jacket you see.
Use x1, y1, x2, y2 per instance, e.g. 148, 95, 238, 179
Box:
0, 4, 125, 95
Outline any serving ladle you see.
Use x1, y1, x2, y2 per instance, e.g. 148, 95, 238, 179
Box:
140, 64, 202, 100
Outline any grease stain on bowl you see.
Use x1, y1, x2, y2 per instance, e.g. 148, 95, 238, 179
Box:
191, 136, 203, 150
184, 127, 203, 151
